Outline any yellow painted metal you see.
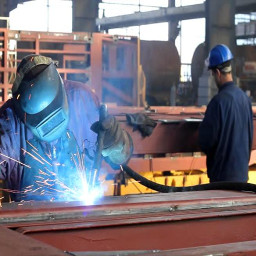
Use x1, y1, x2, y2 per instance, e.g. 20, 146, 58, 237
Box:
120, 172, 209, 195
102, 168, 256, 196
249, 170, 256, 184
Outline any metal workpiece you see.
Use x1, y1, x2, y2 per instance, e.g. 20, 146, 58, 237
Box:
1, 191, 256, 254
0, 225, 67, 256
1, 190, 256, 226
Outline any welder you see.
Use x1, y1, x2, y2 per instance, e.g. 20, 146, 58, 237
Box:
199, 44, 253, 182
0, 54, 133, 201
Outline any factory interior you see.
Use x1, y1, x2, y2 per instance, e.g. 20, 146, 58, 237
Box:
2, 0, 256, 255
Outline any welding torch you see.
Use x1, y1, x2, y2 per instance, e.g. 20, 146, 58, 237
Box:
91, 104, 108, 187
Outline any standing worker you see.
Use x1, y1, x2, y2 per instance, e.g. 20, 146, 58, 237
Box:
199, 44, 253, 182
0, 54, 133, 201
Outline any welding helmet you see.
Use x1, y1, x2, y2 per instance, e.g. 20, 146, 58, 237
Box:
207, 44, 233, 70
12, 55, 69, 142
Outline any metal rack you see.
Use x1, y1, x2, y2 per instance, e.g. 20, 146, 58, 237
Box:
0, 28, 140, 106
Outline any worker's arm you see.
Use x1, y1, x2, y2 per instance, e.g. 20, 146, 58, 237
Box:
199, 98, 220, 154
0, 100, 22, 183
64, 80, 133, 166
91, 115, 133, 166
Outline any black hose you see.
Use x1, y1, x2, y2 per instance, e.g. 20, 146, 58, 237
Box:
122, 165, 256, 193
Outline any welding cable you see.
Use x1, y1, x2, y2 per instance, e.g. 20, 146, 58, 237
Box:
122, 165, 256, 193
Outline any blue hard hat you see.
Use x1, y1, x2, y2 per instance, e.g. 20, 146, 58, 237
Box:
12, 55, 69, 142
208, 44, 233, 69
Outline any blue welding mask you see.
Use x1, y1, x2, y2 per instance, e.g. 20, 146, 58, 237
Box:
12, 55, 69, 142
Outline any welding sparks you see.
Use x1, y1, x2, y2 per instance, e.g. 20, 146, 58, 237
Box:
66, 149, 104, 205
21, 148, 45, 165
18, 139, 105, 204
0, 136, 104, 204
38, 169, 51, 177
26, 140, 38, 151
31, 148, 53, 166
0, 153, 31, 168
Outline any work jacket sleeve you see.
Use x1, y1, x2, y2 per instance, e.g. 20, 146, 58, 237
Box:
65, 80, 133, 168
248, 100, 254, 154
199, 98, 220, 154
64, 80, 99, 158
0, 118, 10, 181
0, 101, 23, 186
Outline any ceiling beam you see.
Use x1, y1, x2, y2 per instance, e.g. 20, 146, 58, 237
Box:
97, 0, 256, 30
97, 4, 204, 30
236, 0, 256, 13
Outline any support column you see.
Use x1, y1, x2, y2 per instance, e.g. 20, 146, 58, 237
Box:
72, 0, 100, 32
0, 0, 9, 17
168, 0, 179, 106
0, 0, 8, 27
168, 0, 180, 43
206, 0, 236, 53
0, 1, 6, 16
198, 0, 236, 106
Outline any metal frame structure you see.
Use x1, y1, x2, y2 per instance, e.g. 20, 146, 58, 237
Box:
0, 28, 139, 106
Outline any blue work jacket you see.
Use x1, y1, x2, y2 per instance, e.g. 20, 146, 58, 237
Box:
199, 81, 253, 182
0, 80, 100, 201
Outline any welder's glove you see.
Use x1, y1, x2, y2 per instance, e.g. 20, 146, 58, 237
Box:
126, 113, 157, 137
91, 115, 133, 166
